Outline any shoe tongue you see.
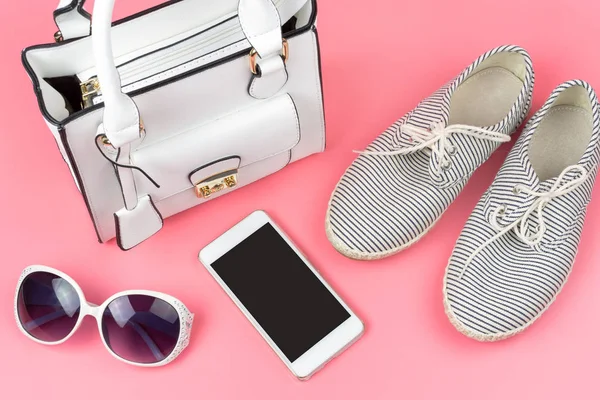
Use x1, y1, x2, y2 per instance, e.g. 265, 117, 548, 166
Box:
486, 114, 591, 227
428, 124, 506, 188
482, 130, 538, 227
422, 79, 512, 188
533, 167, 587, 204
537, 178, 557, 192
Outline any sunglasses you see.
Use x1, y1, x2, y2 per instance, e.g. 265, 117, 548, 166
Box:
14, 265, 194, 367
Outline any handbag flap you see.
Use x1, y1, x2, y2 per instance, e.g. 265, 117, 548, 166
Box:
131, 93, 300, 200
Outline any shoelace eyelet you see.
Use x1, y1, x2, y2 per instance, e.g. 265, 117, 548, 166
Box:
447, 145, 457, 156
441, 160, 452, 170
396, 125, 413, 143
497, 204, 508, 216
512, 185, 522, 195
460, 164, 589, 279
526, 225, 543, 241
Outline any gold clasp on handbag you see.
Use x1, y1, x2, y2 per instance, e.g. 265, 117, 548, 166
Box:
80, 77, 101, 109
195, 172, 238, 199
249, 39, 289, 75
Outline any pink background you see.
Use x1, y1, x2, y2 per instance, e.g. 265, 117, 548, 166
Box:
1, 0, 600, 398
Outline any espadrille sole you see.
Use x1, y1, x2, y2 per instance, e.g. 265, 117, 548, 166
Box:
325, 207, 443, 261
442, 258, 576, 342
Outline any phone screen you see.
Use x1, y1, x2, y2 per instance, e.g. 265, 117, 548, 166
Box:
211, 223, 351, 362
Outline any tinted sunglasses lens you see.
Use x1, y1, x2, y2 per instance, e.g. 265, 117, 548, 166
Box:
101, 295, 181, 364
17, 271, 81, 342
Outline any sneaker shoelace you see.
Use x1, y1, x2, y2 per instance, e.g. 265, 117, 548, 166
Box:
459, 164, 589, 279
356, 121, 511, 173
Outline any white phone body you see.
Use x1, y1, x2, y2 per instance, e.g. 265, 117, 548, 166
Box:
199, 210, 364, 380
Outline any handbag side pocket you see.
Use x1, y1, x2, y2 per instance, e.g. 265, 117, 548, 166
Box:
130, 93, 300, 206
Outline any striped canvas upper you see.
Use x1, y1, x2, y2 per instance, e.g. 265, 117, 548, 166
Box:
444, 80, 600, 339
326, 45, 534, 259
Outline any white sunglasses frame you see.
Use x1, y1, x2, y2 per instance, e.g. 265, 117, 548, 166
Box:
14, 265, 194, 367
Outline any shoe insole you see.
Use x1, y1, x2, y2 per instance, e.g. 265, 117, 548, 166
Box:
448, 67, 524, 127
529, 105, 592, 181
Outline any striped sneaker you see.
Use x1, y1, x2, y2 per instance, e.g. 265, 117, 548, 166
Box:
326, 45, 535, 260
444, 80, 600, 341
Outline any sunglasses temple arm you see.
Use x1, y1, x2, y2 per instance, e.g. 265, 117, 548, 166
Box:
128, 321, 165, 361
22, 309, 66, 331
24, 309, 164, 362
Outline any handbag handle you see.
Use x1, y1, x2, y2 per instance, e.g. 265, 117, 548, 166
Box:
55, 0, 306, 42
92, 0, 286, 147
87, 0, 294, 250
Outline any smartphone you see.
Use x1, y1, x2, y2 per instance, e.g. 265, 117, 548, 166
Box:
199, 211, 364, 380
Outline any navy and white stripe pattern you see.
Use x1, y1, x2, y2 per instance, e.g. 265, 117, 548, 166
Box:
444, 80, 600, 341
326, 45, 534, 259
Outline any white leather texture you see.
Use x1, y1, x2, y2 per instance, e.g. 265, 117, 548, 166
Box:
55, 0, 90, 41
45, 120, 80, 192
116, 145, 141, 211
27, 0, 324, 247
92, 16, 243, 87
239, 0, 283, 57
239, 0, 289, 99
65, 30, 323, 244
161, 151, 291, 216
95, 40, 250, 105
114, 195, 163, 250
131, 93, 300, 199
38, 1, 307, 75
92, 0, 142, 146
26, 0, 310, 122
55, 0, 305, 45
88, 0, 289, 246
92, 0, 286, 137
190, 157, 242, 187
76, 0, 313, 88
250, 56, 289, 99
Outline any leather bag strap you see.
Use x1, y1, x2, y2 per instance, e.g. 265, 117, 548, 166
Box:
54, 0, 307, 42
92, 0, 289, 144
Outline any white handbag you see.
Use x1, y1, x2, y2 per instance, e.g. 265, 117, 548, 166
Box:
23, 0, 325, 250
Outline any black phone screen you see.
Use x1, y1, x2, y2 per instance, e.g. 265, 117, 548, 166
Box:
211, 223, 351, 362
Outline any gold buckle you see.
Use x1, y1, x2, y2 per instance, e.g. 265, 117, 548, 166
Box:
80, 77, 101, 109
195, 172, 238, 199
249, 39, 289, 75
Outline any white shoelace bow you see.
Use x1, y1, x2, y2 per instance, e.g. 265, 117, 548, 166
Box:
356, 121, 511, 173
459, 165, 589, 279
